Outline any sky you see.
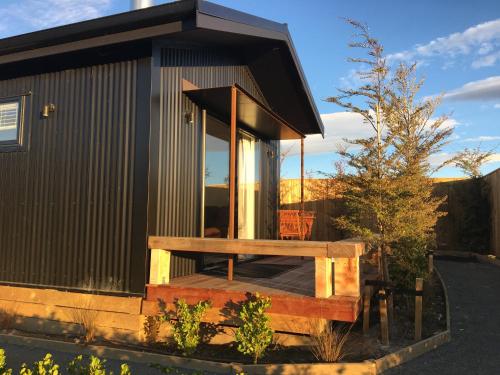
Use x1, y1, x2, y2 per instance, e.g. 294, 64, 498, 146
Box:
1, 0, 499, 178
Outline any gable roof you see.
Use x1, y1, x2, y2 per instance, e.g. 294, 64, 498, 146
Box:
0, 0, 323, 135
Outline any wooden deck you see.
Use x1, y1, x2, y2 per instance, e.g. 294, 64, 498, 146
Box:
144, 236, 367, 334
143, 256, 367, 334
171, 256, 315, 297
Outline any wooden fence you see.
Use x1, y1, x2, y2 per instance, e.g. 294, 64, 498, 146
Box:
484, 168, 500, 256
280, 174, 499, 256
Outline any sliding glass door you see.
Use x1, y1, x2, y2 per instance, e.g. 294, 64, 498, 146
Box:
202, 114, 270, 246
203, 115, 230, 239
237, 131, 261, 240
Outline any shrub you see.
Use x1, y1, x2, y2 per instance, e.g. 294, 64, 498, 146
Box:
309, 321, 351, 363
20, 353, 60, 375
68, 354, 131, 375
167, 299, 211, 356
389, 236, 429, 290
69, 299, 100, 344
143, 315, 162, 345
119, 364, 131, 375
235, 293, 273, 364
1, 350, 132, 375
0, 348, 12, 375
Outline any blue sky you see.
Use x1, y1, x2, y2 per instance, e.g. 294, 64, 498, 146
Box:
1, 0, 499, 178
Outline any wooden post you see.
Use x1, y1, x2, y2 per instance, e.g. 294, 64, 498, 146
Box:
314, 257, 333, 298
415, 277, 423, 341
428, 251, 434, 274
228, 86, 237, 281
149, 249, 171, 285
363, 285, 371, 335
300, 137, 305, 241
379, 289, 389, 345
333, 257, 360, 297
200, 109, 206, 237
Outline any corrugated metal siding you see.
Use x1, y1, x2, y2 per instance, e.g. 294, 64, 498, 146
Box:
0, 60, 144, 293
154, 47, 277, 277
257, 140, 279, 240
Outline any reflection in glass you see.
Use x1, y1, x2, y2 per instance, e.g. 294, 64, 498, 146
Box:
238, 131, 261, 239
0, 101, 19, 142
203, 115, 230, 238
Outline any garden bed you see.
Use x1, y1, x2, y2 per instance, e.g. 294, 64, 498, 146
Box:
0, 272, 447, 369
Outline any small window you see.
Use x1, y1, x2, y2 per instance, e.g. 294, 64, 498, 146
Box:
0, 101, 20, 142
0, 95, 29, 152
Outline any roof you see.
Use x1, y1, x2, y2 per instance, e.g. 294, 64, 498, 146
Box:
0, 0, 323, 135
184, 84, 304, 140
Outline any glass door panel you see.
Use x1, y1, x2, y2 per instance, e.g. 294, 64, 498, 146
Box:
237, 130, 261, 240
203, 115, 230, 239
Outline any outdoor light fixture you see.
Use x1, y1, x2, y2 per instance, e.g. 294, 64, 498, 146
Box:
42, 104, 56, 118
184, 110, 194, 126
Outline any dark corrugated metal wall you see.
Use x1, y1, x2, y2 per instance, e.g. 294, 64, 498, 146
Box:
257, 140, 280, 240
0, 60, 146, 293
153, 47, 278, 277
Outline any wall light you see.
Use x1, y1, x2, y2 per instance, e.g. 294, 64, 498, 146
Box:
184, 110, 194, 126
42, 104, 56, 118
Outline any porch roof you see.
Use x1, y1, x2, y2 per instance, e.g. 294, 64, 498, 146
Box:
184, 84, 304, 140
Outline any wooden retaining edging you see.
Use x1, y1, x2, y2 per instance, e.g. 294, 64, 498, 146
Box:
0, 267, 452, 374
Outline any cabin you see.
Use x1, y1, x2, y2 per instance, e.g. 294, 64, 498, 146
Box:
0, 0, 365, 340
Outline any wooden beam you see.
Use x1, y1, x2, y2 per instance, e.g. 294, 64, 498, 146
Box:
334, 257, 361, 297
314, 257, 333, 298
149, 249, 171, 285
327, 239, 365, 258
228, 86, 238, 281
148, 237, 365, 258
145, 284, 361, 322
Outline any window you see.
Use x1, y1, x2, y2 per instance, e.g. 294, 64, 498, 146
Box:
0, 95, 28, 151
0, 101, 20, 142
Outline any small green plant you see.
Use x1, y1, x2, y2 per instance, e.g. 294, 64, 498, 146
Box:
0, 348, 13, 375
0, 350, 131, 375
87, 356, 106, 375
19, 353, 60, 375
67, 355, 127, 375
167, 299, 211, 356
119, 364, 131, 375
235, 293, 273, 364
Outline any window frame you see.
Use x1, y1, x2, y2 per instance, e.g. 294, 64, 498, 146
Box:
0, 94, 30, 152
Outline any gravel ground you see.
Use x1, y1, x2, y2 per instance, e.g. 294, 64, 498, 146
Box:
386, 259, 500, 374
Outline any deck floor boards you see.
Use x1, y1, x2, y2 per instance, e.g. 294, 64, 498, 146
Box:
169, 256, 315, 297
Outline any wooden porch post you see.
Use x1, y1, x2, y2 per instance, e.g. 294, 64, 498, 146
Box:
228, 86, 237, 281
300, 137, 305, 240
334, 257, 361, 297
314, 256, 333, 298
149, 249, 171, 285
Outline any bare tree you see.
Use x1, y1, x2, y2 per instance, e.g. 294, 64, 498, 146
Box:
451, 145, 495, 178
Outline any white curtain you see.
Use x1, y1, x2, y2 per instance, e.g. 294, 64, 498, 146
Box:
238, 134, 256, 240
